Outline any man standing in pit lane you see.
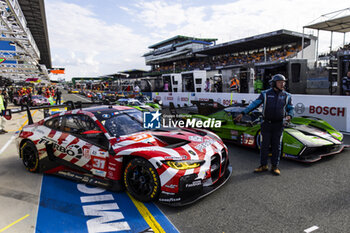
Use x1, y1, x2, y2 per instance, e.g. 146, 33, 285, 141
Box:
234, 74, 294, 175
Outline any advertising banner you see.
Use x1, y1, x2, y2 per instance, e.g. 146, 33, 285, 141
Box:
152, 92, 350, 133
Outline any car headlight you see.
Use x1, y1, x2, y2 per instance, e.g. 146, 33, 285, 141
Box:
162, 160, 205, 170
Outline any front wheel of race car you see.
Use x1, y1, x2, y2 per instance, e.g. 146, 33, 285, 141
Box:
124, 158, 160, 202
20, 141, 40, 172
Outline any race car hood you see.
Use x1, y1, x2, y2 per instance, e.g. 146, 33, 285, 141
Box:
113, 128, 225, 161
285, 124, 342, 147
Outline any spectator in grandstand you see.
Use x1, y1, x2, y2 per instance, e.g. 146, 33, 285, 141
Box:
342, 71, 350, 95
0, 89, 7, 134
230, 75, 240, 93
235, 74, 294, 176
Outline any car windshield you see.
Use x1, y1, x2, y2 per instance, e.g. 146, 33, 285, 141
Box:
225, 107, 262, 123
137, 96, 150, 102
118, 100, 128, 105
103, 110, 144, 137
129, 100, 142, 106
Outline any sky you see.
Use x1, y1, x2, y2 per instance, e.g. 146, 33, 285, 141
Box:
44, 0, 350, 80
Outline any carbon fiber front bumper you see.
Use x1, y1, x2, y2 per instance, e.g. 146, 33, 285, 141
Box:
283, 144, 350, 163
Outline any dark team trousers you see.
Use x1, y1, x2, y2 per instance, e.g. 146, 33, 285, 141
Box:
260, 121, 284, 167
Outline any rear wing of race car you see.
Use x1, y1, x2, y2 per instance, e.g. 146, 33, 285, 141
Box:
9, 100, 111, 125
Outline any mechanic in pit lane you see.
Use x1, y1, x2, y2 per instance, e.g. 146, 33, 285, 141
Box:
235, 74, 294, 175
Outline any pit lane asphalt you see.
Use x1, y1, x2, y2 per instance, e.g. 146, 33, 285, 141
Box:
0, 91, 349, 233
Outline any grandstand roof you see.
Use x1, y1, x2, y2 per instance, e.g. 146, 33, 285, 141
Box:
304, 15, 350, 33
18, 0, 52, 68
121, 69, 147, 73
149, 35, 217, 49
194, 29, 316, 56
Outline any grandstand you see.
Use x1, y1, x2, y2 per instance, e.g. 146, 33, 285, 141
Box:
144, 29, 317, 94
143, 35, 217, 69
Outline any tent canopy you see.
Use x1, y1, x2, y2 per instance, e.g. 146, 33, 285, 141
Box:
304, 8, 350, 33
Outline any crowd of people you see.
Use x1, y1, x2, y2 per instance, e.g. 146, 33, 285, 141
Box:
0, 85, 62, 134
153, 45, 300, 73
318, 42, 350, 59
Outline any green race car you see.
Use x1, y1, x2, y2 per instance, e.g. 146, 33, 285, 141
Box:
116, 98, 160, 112
185, 101, 348, 162
135, 95, 162, 110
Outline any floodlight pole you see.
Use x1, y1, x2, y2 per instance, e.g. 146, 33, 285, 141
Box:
302, 27, 305, 59
316, 29, 319, 65
330, 31, 333, 54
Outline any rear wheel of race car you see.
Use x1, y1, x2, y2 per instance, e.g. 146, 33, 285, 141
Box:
124, 158, 160, 202
256, 131, 261, 150
20, 141, 39, 172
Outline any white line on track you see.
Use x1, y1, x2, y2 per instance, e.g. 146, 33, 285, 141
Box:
304, 226, 319, 233
72, 94, 91, 102
0, 135, 16, 155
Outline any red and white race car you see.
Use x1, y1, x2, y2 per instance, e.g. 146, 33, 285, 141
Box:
17, 105, 232, 205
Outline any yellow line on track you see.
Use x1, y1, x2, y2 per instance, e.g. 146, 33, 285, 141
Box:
8, 110, 38, 132
127, 193, 165, 233
0, 214, 30, 232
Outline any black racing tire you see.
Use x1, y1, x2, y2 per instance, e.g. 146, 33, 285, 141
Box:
255, 131, 261, 150
20, 141, 40, 173
123, 158, 160, 202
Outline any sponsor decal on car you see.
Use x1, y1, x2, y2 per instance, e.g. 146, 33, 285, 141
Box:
83, 149, 91, 160
283, 154, 299, 159
165, 184, 178, 189
188, 150, 196, 156
39, 137, 83, 158
195, 139, 216, 152
164, 155, 188, 160
188, 135, 203, 142
102, 114, 111, 118
185, 180, 202, 188
230, 130, 238, 136
159, 197, 181, 202
241, 134, 255, 146
284, 143, 302, 149
91, 169, 107, 177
